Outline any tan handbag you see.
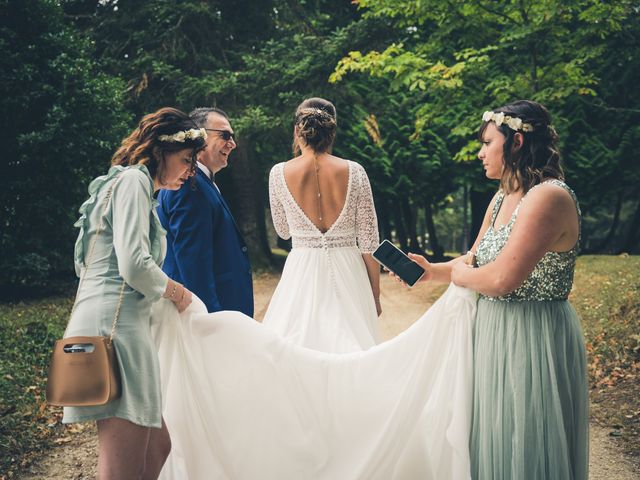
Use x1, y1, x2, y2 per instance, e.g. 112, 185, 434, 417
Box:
46, 179, 126, 407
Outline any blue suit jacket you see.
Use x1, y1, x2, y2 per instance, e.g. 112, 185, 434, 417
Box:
157, 168, 254, 316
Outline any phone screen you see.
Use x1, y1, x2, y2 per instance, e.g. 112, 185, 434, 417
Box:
372, 240, 425, 287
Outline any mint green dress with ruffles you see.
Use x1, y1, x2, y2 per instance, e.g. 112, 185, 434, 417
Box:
471, 180, 589, 479
62, 165, 169, 428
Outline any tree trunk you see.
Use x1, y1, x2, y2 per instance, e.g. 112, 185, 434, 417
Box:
393, 199, 409, 251
402, 198, 422, 253
377, 197, 392, 242
621, 191, 640, 254
462, 184, 469, 254
587, 190, 623, 253
221, 139, 273, 269
469, 189, 494, 247
424, 201, 444, 260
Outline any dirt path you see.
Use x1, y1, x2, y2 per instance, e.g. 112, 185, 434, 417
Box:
20, 274, 640, 479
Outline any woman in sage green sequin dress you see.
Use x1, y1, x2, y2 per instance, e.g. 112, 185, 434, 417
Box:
406, 100, 588, 479
63, 108, 204, 479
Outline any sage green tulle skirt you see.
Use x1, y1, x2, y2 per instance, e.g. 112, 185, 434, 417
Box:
471, 298, 589, 480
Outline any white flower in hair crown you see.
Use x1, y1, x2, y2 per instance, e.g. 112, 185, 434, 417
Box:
482, 111, 534, 132
158, 128, 207, 143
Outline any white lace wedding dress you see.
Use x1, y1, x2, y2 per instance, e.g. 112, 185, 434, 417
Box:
262, 160, 380, 353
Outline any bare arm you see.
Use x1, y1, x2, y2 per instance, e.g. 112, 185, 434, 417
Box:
451, 185, 578, 296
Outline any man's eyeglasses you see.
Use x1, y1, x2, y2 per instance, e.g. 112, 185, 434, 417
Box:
205, 128, 235, 142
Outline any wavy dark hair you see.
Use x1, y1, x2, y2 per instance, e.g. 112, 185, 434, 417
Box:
292, 97, 337, 155
479, 100, 563, 193
112, 107, 206, 184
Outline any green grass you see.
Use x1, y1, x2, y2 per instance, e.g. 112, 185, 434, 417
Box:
570, 255, 640, 459
0, 296, 71, 477
0, 255, 638, 475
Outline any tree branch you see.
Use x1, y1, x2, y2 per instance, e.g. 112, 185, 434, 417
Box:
473, 1, 521, 25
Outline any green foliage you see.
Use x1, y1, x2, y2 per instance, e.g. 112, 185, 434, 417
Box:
3, 0, 638, 289
0, 295, 71, 476
0, 0, 131, 288
571, 255, 640, 457
334, 0, 640, 252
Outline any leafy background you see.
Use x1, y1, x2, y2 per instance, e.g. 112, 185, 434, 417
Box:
1, 0, 638, 475
1, 0, 638, 292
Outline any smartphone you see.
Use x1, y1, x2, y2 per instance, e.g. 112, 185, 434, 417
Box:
372, 240, 425, 287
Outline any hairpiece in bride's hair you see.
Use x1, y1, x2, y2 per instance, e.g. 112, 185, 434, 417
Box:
482, 111, 534, 132
298, 107, 333, 120
158, 128, 207, 143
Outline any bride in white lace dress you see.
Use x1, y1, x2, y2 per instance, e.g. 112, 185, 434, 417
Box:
263, 97, 382, 353
150, 98, 476, 479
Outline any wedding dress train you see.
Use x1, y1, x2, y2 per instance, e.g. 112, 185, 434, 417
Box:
151, 284, 476, 480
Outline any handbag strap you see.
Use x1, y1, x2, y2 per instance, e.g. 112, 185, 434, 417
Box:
66, 175, 126, 343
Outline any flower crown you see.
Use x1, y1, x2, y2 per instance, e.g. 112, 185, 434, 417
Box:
482, 111, 534, 132
158, 128, 207, 143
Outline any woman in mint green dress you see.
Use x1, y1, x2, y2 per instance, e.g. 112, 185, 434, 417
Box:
407, 100, 588, 479
63, 107, 205, 479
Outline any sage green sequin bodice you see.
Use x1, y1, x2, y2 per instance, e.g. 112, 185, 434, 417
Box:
476, 180, 580, 302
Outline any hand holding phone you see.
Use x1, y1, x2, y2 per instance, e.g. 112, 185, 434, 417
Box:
372, 240, 425, 287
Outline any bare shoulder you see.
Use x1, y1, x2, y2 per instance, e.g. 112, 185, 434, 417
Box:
328, 154, 349, 163
519, 181, 577, 221
282, 156, 305, 174
324, 154, 350, 171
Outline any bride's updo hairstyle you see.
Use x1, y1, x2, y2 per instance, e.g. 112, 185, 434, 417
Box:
112, 107, 206, 182
479, 100, 563, 194
293, 97, 337, 155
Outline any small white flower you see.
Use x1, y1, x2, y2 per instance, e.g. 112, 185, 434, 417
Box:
508, 117, 522, 130
174, 131, 186, 142
494, 112, 505, 126
482, 111, 493, 122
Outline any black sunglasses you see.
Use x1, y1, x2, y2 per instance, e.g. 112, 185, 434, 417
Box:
205, 128, 235, 142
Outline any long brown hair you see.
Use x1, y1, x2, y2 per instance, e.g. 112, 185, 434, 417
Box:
112, 107, 206, 183
479, 100, 563, 193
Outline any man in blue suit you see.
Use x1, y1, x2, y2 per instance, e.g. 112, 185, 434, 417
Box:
157, 107, 254, 316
